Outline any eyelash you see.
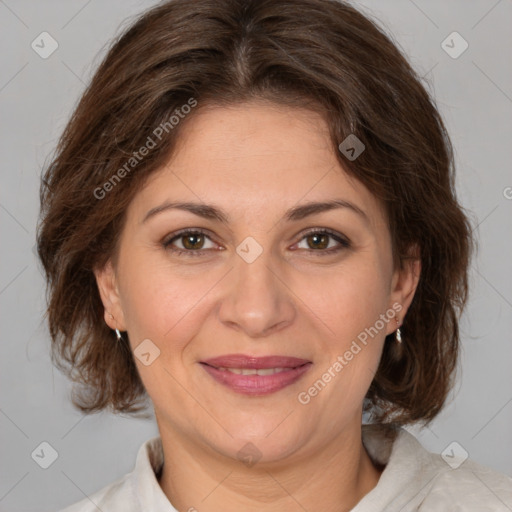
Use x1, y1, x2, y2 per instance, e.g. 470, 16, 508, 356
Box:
161, 228, 351, 257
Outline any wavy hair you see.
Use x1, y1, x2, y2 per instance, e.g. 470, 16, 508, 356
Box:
36, 0, 473, 425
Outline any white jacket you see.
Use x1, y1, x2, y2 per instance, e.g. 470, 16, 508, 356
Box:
58, 424, 512, 511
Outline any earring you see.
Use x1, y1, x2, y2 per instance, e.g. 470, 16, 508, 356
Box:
108, 313, 122, 341
395, 318, 402, 344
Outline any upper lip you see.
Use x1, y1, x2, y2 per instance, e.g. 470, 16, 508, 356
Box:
201, 354, 311, 369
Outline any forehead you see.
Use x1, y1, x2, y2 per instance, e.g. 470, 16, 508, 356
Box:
130, 101, 387, 229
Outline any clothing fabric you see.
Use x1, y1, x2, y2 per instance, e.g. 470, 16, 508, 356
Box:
58, 424, 512, 511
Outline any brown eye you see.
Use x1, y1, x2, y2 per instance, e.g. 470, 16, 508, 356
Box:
306, 233, 330, 250
295, 229, 351, 255
163, 229, 217, 255
181, 233, 205, 250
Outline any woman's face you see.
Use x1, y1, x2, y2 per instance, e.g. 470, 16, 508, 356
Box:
96, 101, 419, 464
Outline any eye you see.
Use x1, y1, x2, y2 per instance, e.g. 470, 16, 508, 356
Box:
293, 228, 351, 255
162, 229, 219, 256
162, 227, 351, 257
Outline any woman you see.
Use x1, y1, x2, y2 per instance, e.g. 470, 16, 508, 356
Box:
37, 0, 512, 510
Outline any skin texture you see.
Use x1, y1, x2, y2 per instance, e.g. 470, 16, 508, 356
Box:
95, 101, 421, 511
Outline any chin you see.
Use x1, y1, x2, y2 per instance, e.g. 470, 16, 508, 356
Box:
213, 423, 305, 465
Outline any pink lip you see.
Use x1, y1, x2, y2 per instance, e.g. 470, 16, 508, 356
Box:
201, 354, 310, 369
200, 354, 312, 395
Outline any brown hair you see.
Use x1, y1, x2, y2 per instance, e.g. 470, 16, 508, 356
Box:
36, 0, 473, 425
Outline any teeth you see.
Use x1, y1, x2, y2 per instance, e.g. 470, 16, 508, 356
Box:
217, 367, 288, 375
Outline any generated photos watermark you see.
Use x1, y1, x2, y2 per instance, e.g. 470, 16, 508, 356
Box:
93, 97, 197, 200
297, 302, 402, 405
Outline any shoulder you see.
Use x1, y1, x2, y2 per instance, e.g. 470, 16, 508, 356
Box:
56, 473, 133, 512
55, 436, 165, 512
359, 424, 512, 511
420, 456, 512, 511
394, 428, 512, 511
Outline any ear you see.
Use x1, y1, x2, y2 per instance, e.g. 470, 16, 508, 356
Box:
386, 244, 421, 335
93, 260, 127, 331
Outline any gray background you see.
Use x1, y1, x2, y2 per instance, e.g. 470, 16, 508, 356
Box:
0, 1, 511, 511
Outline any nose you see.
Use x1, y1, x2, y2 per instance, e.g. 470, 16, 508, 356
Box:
217, 246, 296, 338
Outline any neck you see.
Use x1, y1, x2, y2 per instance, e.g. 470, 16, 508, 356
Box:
156, 421, 383, 512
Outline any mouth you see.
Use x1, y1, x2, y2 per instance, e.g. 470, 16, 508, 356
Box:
199, 354, 312, 395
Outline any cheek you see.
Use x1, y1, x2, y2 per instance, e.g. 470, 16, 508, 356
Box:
295, 259, 391, 341
293, 257, 390, 398
117, 262, 216, 402
116, 253, 206, 349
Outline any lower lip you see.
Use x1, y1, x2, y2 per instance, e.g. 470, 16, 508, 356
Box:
200, 363, 312, 395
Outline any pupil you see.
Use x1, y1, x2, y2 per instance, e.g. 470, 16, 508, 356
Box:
308, 234, 328, 250
183, 234, 203, 250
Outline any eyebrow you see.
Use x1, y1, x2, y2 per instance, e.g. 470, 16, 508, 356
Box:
142, 199, 369, 225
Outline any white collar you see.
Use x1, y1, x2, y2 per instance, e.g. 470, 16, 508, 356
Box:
130, 424, 421, 510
